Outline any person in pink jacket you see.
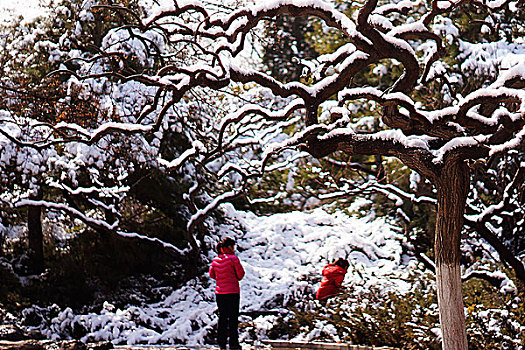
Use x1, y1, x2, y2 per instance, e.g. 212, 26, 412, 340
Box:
209, 237, 245, 350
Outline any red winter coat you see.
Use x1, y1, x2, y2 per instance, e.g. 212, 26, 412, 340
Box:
315, 263, 347, 300
209, 253, 245, 294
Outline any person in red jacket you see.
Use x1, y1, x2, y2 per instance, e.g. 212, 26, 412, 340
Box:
315, 258, 349, 301
209, 237, 245, 350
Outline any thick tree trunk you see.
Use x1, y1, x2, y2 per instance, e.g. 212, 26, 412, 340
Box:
434, 161, 469, 350
27, 191, 44, 274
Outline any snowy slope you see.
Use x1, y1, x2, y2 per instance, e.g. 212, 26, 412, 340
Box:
39, 204, 409, 346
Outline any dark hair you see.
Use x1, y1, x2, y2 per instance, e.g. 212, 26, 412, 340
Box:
334, 258, 349, 269
215, 241, 222, 254
216, 237, 236, 254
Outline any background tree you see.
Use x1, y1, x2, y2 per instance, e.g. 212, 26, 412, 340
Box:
262, 14, 317, 83
0, 0, 213, 293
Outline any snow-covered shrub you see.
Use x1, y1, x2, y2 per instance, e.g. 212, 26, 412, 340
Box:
265, 267, 525, 349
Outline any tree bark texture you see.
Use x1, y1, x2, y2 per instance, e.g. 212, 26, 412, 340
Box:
27, 191, 44, 274
434, 161, 470, 350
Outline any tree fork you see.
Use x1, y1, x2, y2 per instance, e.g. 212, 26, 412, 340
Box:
434, 161, 470, 350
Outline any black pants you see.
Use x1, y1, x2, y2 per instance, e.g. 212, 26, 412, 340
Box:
216, 293, 240, 349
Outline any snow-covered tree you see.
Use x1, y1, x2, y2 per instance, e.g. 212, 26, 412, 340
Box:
2, 0, 525, 348
0, 0, 206, 273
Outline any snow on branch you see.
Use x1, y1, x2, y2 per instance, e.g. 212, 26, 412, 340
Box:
47, 181, 129, 198
318, 179, 437, 208
145, 0, 368, 58
228, 64, 314, 101
1, 120, 154, 149
412, 84, 525, 143
374, 0, 412, 15
263, 151, 311, 173
466, 166, 525, 223
462, 269, 511, 291
483, 0, 516, 10
432, 135, 490, 164
371, 182, 437, 206
217, 99, 305, 151
14, 199, 190, 255
15, 199, 118, 232
157, 59, 228, 83
46, 182, 124, 217
457, 88, 525, 121
217, 162, 250, 180
225, 0, 360, 43
158, 140, 206, 171
53, 122, 154, 144
0, 118, 59, 150
187, 190, 243, 234
493, 61, 525, 89
262, 123, 331, 160
317, 180, 377, 202
116, 231, 190, 255
489, 126, 525, 156
322, 128, 431, 151
337, 87, 429, 125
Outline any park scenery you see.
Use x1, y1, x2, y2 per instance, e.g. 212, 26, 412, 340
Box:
0, 0, 524, 349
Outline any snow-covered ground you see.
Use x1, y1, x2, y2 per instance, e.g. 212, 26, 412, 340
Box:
35, 204, 414, 346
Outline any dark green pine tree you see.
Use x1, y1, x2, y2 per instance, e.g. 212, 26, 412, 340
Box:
262, 14, 317, 83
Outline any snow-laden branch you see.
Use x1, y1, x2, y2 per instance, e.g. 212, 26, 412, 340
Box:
55, 122, 153, 142
432, 135, 490, 164
263, 151, 311, 173
158, 140, 206, 171
489, 126, 525, 156
320, 127, 432, 153
187, 190, 243, 234
14, 200, 190, 255
217, 99, 305, 151
15, 199, 118, 232
47, 181, 129, 199
462, 269, 507, 286
116, 231, 190, 255
318, 179, 437, 207
374, 0, 412, 16
370, 182, 437, 206
337, 86, 429, 125
1, 118, 154, 150
464, 214, 525, 287
465, 165, 525, 223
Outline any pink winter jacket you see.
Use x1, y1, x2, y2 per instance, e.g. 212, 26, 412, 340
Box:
209, 253, 245, 294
